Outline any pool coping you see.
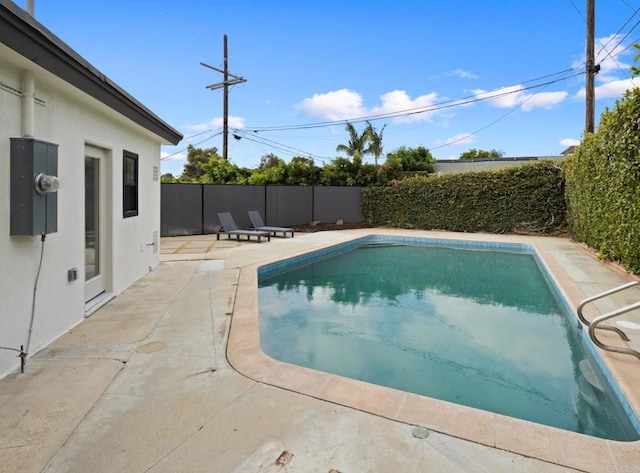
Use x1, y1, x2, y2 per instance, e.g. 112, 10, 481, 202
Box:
227, 230, 640, 472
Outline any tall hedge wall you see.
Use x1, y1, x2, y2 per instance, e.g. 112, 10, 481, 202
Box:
362, 160, 566, 234
564, 87, 640, 274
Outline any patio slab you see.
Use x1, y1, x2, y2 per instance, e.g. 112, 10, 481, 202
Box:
1, 229, 638, 473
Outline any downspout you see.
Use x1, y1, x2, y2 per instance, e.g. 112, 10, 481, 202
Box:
22, 70, 35, 138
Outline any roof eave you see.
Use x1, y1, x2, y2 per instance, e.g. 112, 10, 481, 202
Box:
0, 1, 182, 145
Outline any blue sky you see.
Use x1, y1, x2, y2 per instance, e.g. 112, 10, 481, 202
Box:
18, 0, 640, 176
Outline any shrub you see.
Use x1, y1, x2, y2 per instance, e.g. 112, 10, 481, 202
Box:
362, 160, 566, 234
564, 87, 640, 274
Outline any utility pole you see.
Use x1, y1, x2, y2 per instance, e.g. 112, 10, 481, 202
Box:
201, 35, 247, 160
586, 0, 597, 134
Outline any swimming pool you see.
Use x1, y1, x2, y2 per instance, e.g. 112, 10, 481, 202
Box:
258, 235, 640, 441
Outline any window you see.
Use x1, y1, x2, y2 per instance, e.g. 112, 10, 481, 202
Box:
123, 150, 138, 218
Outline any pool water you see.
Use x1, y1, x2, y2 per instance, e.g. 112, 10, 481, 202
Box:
258, 237, 639, 441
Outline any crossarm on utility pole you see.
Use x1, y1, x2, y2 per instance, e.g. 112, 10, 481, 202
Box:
200, 35, 247, 160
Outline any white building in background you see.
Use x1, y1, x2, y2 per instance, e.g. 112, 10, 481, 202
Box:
0, 0, 182, 378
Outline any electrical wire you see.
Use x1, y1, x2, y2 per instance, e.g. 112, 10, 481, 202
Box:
232, 129, 328, 163
0, 234, 46, 372
183, 11, 636, 162
620, 0, 637, 11
0, 346, 23, 353
244, 69, 584, 133
237, 68, 585, 157
25, 234, 46, 356
161, 130, 223, 160
197, 68, 584, 160
597, 18, 640, 65
432, 96, 546, 151
569, 0, 585, 21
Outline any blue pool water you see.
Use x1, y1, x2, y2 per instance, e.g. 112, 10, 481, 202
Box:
258, 236, 640, 441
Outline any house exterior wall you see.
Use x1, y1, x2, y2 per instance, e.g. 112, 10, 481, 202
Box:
0, 45, 163, 378
434, 156, 564, 174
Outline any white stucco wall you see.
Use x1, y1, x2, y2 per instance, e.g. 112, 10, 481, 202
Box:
434, 157, 564, 174
0, 45, 164, 378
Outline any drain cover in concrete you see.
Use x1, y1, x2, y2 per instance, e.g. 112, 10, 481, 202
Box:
412, 426, 430, 439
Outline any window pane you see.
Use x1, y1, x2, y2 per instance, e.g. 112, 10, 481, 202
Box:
123, 151, 138, 217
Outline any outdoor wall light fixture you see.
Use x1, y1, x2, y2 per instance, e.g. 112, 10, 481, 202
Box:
34, 172, 60, 195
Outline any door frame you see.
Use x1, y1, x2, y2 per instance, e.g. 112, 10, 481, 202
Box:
84, 144, 112, 309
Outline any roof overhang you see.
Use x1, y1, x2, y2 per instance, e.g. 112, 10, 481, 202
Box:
0, 0, 182, 145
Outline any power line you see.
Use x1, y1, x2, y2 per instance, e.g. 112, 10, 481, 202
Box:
161, 131, 222, 160
244, 69, 584, 133
431, 68, 576, 152
596, 17, 640, 63
233, 129, 328, 163
569, 0, 585, 20
208, 68, 584, 160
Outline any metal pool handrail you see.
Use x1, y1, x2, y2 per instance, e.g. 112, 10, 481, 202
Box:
577, 281, 640, 341
577, 281, 640, 360
589, 301, 640, 360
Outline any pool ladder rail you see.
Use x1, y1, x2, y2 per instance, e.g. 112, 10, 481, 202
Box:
577, 281, 640, 360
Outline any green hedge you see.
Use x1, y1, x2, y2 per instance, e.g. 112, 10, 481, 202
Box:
362, 160, 566, 234
564, 87, 640, 274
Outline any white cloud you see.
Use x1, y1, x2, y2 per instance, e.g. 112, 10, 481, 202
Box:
440, 133, 475, 146
370, 90, 441, 123
572, 34, 638, 88
297, 89, 365, 120
161, 151, 186, 161
575, 78, 640, 100
472, 85, 568, 111
570, 33, 640, 101
184, 116, 246, 132
446, 68, 479, 79
595, 34, 633, 81
520, 91, 569, 111
472, 85, 524, 108
297, 88, 444, 124
559, 138, 580, 147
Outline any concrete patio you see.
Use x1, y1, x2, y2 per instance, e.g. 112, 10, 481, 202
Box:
1, 229, 639, 473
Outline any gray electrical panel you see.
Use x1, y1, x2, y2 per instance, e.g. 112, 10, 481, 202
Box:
10, 138, 59, 236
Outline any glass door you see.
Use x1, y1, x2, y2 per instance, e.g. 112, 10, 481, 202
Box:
84, 149, 107, 303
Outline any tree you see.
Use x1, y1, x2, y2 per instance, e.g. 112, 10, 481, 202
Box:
180, 145, 221, 182
386, 146, 435, 172
459, 148, 504, 160
336, 122, 369, 159
257, 153, 284, 171
286, 157, 321, 185
321, 156, 361, 186
364, 121, 386, 166
631, 43, 640, 77
248, 153, 287, 184
160, 173, 176, 183
201, 156, 242, 184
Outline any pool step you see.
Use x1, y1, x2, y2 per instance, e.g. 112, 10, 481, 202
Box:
579, 359, 605, 392
578, 375, 601, 408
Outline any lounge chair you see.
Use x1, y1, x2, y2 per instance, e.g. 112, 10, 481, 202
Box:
248, 210, 295, 238
216, 212, 271, 243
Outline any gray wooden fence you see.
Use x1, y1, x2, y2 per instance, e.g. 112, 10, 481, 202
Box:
161, 184, 363, 237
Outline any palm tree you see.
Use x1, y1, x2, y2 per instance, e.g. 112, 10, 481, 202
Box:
364, 121, 386, 166
335, 122, 368, 159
